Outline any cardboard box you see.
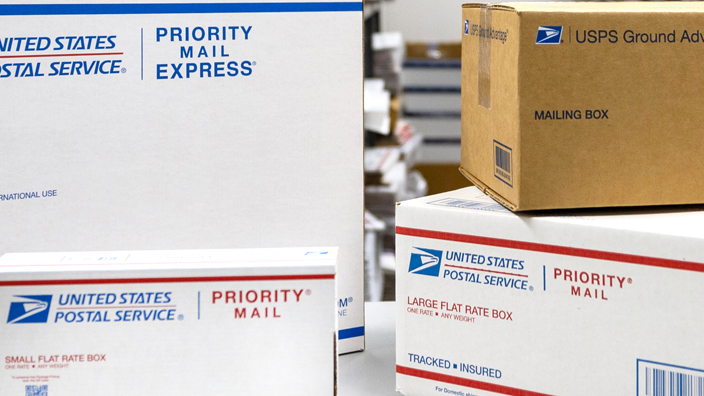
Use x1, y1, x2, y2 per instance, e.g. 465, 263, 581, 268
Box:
414, 164, 470, 196
396, 186, 704, 396
461, 2, 704, 211
0, 1, 364, 352
406, 42, 461, 60
0, 247, 337, 395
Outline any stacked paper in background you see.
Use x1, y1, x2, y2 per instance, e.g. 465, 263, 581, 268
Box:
365, 78, 392, 135
364, 143, 427, 237
396, 187, 704, 396
0, 248, 337, 395
403, 42, 466, 195
0, 1, 364, 352
372, 31, 404, 96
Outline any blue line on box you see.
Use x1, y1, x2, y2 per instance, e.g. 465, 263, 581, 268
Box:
338, 326, 364, 340
0, 2, 363, 16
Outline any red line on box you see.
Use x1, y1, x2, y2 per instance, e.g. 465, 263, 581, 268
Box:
0, 52, 123, 59
444, 264, 528, 278
396, 365, 554, 396
0, 274, 334, 287
396, 226, 704, 273
56, 305, 177, 310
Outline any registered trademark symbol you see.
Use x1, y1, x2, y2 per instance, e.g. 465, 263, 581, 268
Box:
305, 289, 312, 296
121, 68, 127, 73
627, 278, 632, 284
177, 314, 184, 321
529, 286, 534, 291
347, 296, 353, 303
252, 61, 257, 66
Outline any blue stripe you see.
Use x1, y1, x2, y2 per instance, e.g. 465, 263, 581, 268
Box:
404, 59, 461, 69
405, 86, 461, 94
543, 266, 546, 291
423, 137, 461, 145
0, 2, 363, 16
404, 110, 461, 119
338, 326, 364, 340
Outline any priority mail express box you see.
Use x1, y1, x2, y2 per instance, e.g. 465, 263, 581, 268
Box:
0, 248, 337, 395
396, 187, 704, 396
0, 1, 364, 352
461, 2, 704, 210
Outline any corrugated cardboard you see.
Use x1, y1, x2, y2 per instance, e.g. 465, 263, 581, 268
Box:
0, 248, 337, 395
396, 187, 704, 396
0, 1, 364, 353
461, 2, 704, 211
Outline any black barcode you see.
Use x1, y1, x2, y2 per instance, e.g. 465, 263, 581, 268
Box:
426, 198, 508, 213
645, 367, 704, 396
495, 145, 511, 173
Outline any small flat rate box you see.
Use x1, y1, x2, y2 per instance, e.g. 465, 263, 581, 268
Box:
461, 2, 704, 211
396, 187, 704, 396
0, 1, 364, 353
0, 248, 337, 395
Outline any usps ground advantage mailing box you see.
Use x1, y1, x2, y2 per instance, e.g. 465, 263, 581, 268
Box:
0, 248, 337, 395
0, 1, 364, 352
461, 2, 704, 210
396, 187, 704, 396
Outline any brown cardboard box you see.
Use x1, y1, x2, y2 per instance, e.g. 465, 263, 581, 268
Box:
461, 2, 704, 211
406, 42, 461, 59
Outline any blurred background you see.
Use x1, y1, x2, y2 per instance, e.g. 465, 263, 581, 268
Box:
363, 0, 472, 302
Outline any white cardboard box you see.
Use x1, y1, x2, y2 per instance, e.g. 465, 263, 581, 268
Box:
0, 247, 337, 395
396, 187, 704, 396
0, 1, 364, 353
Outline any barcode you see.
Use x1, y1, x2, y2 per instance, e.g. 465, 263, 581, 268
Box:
639, 360, 704, 396
645, 368, 704, 396
25, 385, 48, 396
495, 145, 511, 173
427, 198, 508, 213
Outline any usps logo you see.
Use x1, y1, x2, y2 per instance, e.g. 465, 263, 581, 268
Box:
7, 295, 52, 324
408, 247, 443, 277
536, 26, 563, 44
464, 20, 469, 35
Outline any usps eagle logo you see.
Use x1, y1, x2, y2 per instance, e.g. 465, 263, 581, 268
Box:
408, 248, 443, 277
536, 26, 563, 44
7, 295, 52, 324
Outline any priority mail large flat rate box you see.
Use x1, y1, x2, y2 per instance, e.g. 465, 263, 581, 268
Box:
461, 2, 704, 211
0, 1, 364, 352
396, 187, 704, 396
0, 248, 337, 395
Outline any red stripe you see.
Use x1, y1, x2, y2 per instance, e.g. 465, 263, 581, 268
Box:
396, 365, 554, 396
56, 305, 177, 310
444, 264, 527, 278
0, 52, 123, 59
0, 274, 334, 287
396, 226, 704, 273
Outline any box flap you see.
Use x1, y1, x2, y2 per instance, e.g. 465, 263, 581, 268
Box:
459, 167, 518, 211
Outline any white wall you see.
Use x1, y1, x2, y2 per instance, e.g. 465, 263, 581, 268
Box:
380, 0, 547, 43
380, 0, 467, 43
